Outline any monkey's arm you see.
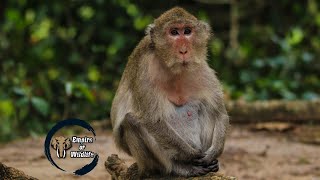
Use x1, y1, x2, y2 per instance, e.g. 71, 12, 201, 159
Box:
196, 107, 229, 165
207, 110, 229, 157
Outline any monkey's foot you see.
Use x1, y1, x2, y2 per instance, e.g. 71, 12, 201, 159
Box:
203, 159, 219, 172
105, 154, 128, 179
105, 154, 141, 180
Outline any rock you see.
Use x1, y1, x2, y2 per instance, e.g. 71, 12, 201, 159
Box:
0, 162, 37, 180
105, 154, 236, 180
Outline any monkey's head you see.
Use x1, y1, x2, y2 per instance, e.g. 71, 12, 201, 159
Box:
146, 7, 212, 74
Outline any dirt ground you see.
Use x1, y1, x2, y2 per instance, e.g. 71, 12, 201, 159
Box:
0, 124, 319, 180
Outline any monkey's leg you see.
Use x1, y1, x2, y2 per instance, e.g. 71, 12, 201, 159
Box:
119, 113, 171, 174
120, 113, 207, 175
141, 115, 203, 161
124, 113, 202, 161
172, 159, 219, 177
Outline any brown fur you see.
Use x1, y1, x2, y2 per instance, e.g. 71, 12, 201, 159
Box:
111, 7, 229, 177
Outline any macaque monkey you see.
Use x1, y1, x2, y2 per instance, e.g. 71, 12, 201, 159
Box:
111, 7, 229, 177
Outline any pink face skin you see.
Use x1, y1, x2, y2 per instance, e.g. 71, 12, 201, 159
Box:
166, 24, 194, 65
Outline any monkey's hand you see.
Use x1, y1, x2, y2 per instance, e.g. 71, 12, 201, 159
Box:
173, 159, 219, 177
193, 155, 219, 173
195, 159, 219, 173
192, 150, 219, 167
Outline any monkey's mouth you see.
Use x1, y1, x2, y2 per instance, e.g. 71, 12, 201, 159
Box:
168, 58, 199, 73
182, 61, 189, 66
173, 59, 196, 68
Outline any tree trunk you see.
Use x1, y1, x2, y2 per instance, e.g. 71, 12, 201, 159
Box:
226, 100, 320, 123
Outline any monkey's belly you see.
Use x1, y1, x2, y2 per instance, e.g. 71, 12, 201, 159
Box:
167, 103, 202, 149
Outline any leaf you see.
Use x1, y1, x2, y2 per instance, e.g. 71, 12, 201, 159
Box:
302, 91, 319, 100
0, 100, 14, 117
253, 58, 265, 68
25, 9, 35, 24
88, 66, 100, 82
287, 27, 304, 46
31, 97, 49, 116
301, 52, 313, 63
316, 13, 320, 27
78, 6, 95, 20
30, 18, 53, 42
6, 8, 21, 22
19, 107, 29, 122
126, 4, 139, 17
65, 82, 73, 96
75, 83, 95, 103
13, 87, 26, 96
16, 97, 29, 107
133, 15, 152, 30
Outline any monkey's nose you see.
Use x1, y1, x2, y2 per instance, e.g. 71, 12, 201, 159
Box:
179, 50, 188, 55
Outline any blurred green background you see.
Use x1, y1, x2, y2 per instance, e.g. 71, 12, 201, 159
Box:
0, 0, 319, 142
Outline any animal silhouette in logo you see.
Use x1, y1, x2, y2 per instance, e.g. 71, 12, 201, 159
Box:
51, 136, 72, 158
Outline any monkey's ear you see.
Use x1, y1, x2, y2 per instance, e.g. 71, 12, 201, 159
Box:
145, 23, 155, 35
199, 21, 212, 34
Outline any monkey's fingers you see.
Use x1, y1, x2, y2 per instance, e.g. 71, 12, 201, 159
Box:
192, 156, 207, 165
191, 166, 212, 176
208, 159, 218, 166
192, 153, 205, 160
194, 154, 205, 159
193, 156, 218, 166
193, 160, 204, 165
206, 162, 219, 172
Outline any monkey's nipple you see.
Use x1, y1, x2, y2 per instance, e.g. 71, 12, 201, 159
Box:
187, 111, 192, 117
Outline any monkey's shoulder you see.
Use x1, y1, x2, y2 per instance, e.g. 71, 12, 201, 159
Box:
128, 36, 153, 64
120, 36, 153, 86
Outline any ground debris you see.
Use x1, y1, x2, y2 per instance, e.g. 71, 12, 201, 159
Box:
251, 122, 295, 132
105, 154, 236, 180
291, 126, 320, 145
0, 162, 37, 180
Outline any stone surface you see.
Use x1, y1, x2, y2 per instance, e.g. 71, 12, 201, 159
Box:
0, 162, 37, 180
105, 154, 236, 180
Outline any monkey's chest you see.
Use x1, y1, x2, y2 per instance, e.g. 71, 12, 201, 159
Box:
167, 104, 202, 149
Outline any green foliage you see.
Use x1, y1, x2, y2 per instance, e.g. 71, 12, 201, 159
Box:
0, 1, 319, 142
0, 0, 149, 141
209, 1, 320, 101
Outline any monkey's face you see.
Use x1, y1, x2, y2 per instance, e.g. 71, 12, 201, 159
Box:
153, 21, 211, 74
167, 23, 193, 63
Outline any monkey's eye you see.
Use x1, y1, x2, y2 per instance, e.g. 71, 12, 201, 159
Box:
184, 27, 192, 35
170, 29, 179, 36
